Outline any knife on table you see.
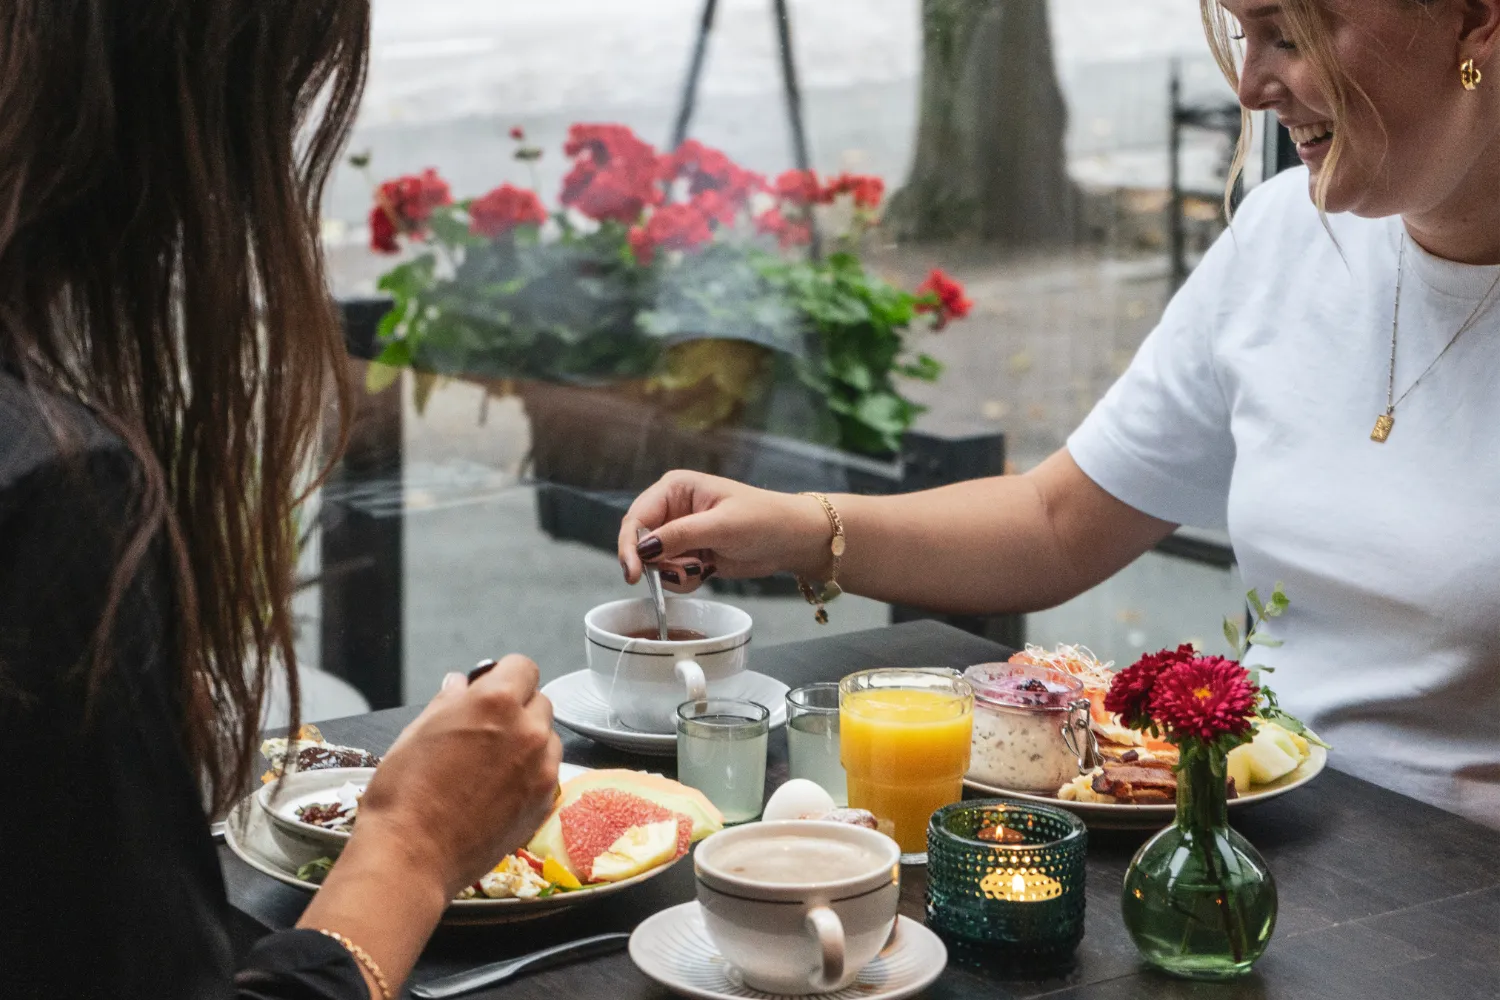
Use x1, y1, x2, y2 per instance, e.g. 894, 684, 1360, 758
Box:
410, 932, 631, 999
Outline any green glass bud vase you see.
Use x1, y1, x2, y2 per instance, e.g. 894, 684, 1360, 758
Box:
1121, 750, 1277, 979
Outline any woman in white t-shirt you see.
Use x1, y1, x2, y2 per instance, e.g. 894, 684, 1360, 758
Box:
617, 0, 1500, 829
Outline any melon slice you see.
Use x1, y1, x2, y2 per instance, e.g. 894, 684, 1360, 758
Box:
590, 820, 681, 882
533, 789, 692, 882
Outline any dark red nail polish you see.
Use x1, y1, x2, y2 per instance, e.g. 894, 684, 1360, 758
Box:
685, 564, 702, 577
702, 566, 717, 581
637, 536, 664, 560
468, 659, 497, 683
661, 569, 681, 584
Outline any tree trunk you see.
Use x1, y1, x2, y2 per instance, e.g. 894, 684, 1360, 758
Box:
887, 0, 1077, 245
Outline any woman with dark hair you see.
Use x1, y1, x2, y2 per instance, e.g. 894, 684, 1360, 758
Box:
0, 3, 560, 998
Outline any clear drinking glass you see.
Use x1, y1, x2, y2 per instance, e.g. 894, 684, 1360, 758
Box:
786, 683, 847, 805
676, 698, 770, 824
840, 668, 974, 864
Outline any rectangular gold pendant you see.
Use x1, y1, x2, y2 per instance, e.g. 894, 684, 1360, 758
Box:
1371, 413, 1394, 443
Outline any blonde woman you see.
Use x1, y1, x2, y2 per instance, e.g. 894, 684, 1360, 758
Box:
620, 0, 1500, 829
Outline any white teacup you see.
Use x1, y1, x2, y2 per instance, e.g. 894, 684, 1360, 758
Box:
585, 597, 752, 734
694, 820, 901, 995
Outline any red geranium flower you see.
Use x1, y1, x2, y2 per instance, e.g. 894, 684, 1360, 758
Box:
628, 203, 714, 264
560, 123, 662, 223
1149, 656, 1259, 743
369, 205, 399, 254
755, 207, 812, 249
628, 224, 654, 264
915, 268, 973, 329
662, 140, 765, 221
510, 126, 526, 141
773, 168, 824, 207
692, 189, 738, 228
824, 172, 885, 210
469, 183, 548, 238
375, 168, 453, 235
1104, 644, 1198, 729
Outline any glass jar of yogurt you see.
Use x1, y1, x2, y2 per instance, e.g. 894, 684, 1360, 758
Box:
964, 662, 1093, 793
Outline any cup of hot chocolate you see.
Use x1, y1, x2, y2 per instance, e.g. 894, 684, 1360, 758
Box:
584, 597, 752, 733
693, 821, 901, 995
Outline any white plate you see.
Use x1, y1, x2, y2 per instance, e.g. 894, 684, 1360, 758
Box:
545, 670, 789, 756
963, 745, 1328, 830
224, 763, 682, 925
630, 903, 946, 1000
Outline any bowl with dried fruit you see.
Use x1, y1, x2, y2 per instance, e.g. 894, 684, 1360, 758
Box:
255, 766, 375, 866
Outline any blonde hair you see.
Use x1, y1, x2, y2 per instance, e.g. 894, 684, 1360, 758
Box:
1200, 0, 1391, 216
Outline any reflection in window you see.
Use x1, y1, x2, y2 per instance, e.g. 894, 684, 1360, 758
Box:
309, 1, 1248, 706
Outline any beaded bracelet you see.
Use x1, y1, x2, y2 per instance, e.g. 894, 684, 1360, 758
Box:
318, 929, 393, 1000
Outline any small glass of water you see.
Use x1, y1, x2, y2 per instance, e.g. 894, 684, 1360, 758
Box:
786, 683, 847, 805
676, 698, 770, 824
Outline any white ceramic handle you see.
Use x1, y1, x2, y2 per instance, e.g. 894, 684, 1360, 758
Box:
676, 659, 708, 702
805, 906, 846, 991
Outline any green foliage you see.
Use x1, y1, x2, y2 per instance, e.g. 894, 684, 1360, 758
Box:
1227, 583, 1331, 750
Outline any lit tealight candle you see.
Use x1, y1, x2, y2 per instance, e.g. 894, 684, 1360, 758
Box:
980, 869, 1063, 903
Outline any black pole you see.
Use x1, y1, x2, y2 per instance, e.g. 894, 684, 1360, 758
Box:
671, 0, 720, 150
772, 0, 820, 258
1168, 58, 1186, 292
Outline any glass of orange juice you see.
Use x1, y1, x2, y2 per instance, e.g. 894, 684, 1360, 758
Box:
839, 668, 975, 863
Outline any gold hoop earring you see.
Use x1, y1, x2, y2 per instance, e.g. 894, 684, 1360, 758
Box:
1461, 57, 1483, 91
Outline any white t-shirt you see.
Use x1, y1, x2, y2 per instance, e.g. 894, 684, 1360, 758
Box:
1069, 167, 1500, 829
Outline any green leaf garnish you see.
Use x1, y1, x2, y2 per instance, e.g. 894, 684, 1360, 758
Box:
297, 857, 335, 885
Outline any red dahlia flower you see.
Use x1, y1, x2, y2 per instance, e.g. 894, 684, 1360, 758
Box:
1149, 656, 1259, 744
468, 184, 548, 238
1104, 643, 1198, 729
915, 268, 973, 329
560, 124, 662, 224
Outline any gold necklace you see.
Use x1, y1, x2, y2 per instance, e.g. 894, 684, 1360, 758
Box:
1372, 235, 1500, 442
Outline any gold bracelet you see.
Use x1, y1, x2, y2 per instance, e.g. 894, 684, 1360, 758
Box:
796, 491, 845, 624
318, 929, 393, 1000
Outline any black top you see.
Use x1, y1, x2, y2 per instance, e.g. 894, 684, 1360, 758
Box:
0, 371, 366, 1000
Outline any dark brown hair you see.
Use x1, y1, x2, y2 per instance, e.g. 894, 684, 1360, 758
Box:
0, 1, 368, 813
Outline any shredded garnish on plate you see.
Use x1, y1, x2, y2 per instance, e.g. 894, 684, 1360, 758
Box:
1009, 643, 1115, 693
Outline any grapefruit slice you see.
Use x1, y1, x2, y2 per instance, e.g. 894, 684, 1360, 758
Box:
554, 789, 692, 882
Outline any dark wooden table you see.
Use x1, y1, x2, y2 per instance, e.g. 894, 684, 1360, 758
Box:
224, 621, 1500, 999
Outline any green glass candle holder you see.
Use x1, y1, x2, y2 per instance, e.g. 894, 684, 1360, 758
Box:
926, 799, 1087, 966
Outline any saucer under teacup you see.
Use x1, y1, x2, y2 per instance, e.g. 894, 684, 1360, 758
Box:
544, 669, 789, 756
629, 902, 947, 1000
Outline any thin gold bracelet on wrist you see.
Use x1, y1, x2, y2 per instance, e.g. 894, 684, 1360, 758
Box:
318, 929, 393, 1000
795, 491, 845, 624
